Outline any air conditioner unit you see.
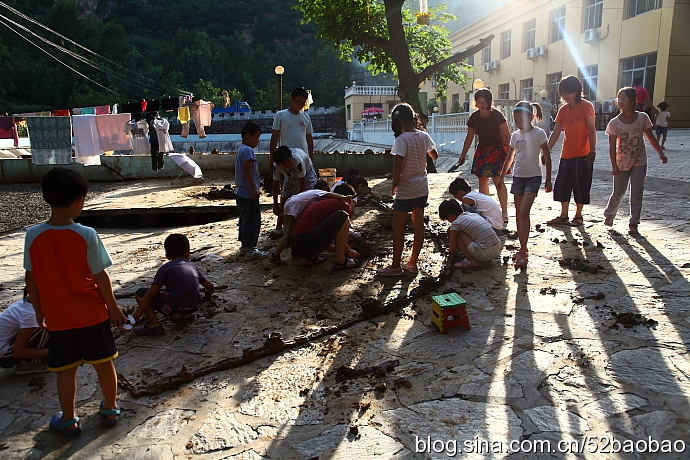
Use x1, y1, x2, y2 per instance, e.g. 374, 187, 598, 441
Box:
536, 45, 547, 56
584, 28, 599, 43
526, 48, 536, 59
602, 99, 615, 113
483, 62, 492, 72
431, 79, 437, 87
491, 60, 500, 70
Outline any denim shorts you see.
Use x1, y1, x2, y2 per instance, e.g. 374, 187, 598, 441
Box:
655, 126, 668, 136
393, 195, 428, 212
511, 176, 542, 196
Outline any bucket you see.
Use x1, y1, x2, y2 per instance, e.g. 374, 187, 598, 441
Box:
318, 168, 337, 188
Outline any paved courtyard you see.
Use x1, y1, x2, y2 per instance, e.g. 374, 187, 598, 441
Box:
0, 130, 688, 459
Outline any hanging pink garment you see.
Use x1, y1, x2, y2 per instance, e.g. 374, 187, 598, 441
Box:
95, 113, 133, 151
0, 117, 19, 147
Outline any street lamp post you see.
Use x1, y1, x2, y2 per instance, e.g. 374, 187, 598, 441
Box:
275, 66, 284, 112
469, 78, 484, 112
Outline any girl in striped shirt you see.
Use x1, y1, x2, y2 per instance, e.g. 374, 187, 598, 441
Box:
377, 103, 438, 276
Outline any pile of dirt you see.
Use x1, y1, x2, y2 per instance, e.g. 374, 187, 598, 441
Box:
195, 185, 236, 200
334, 360, 399, 383
610, 312, 658, 329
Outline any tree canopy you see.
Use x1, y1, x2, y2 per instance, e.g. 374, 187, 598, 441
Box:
297, 0, 493, 115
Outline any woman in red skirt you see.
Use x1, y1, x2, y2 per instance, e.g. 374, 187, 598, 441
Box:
457, 88, 511, 223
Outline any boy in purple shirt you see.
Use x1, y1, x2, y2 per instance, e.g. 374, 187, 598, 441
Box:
132, 234, 214, 335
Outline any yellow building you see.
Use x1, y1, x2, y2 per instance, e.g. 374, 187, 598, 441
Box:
343, 85, 403, 133
432, 0, 689, 127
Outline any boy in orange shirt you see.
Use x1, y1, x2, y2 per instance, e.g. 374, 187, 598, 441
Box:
546, 75, 597, 227
24, 168, 127, 436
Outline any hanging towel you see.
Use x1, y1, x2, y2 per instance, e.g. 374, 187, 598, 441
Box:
178, 106, 190, 124
31, 149, 73, 165
196, 100, 213, 127
52, 110, 70, 116
73, 115, 104, 160
141, 100, 147, 112
0, 116, 19, 147
81, 107, 96, 115
153, 118, 174, 153
36, 111, 52, 116
124, 120, 150, 155
112, 103, 119, 114
75, 154, 101, 166
72, 108, 82, 115
95, 113, 133, 151
95, 105, 111, 115
26, 116, 72, 149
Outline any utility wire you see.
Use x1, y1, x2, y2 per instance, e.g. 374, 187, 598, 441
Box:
0, 12, 168, 97
0, 1, 192, 96
0, 16, 121, 96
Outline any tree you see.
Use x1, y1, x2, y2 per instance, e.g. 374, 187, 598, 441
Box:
297, 0, 494, 117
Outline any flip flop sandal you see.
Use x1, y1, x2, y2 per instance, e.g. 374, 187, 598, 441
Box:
333, 257, 360, 270
100, 399, 121, 427
546, 216, 570, 225
401, 263, 418, 274
514, 252, 528, 268
49, 413, 82, 436
303, 255, 326, 267
454, 261, 481, 270
569, 217, 584, 226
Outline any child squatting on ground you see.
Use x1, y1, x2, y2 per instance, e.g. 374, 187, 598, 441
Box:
496, 101, 553, 269
603, 87, 667, 235
24, 167, 127, 436
448, 177, 503, 230
377, 103, 438, 277
439, 199, 504, 270
132, 234, 215, 336
235, 121, 269, 260
0, 287, 50, 374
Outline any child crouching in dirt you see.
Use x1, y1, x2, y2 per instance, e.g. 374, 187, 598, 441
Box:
132, 234, 215, 335
439, 199, 503, 270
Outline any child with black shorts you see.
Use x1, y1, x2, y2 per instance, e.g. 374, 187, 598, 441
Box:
24, 167, 127, 436
132, 234, 215, 335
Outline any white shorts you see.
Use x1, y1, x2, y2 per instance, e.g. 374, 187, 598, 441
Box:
467, 240, 503, 263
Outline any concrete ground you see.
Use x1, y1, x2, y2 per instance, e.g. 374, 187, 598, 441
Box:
0, 131, 688, 459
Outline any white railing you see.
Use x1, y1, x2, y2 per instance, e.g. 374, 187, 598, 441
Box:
351, 107, 519, 151
344, 85, 398, 98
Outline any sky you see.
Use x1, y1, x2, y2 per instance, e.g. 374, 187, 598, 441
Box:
424, 0, 504, 32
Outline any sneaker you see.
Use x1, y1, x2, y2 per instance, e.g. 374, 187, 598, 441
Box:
628, 225, 640, 235
604, 215, 614, 226
15, 361, 48, 375
269, 229, 284, 240
376, 266, 404, 276
245, 249, 269, 260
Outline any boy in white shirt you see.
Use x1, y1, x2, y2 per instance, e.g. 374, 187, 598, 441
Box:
448, 178, 503, 229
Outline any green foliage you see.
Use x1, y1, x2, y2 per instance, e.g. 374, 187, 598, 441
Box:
297, 0, 471, 103
0, 0, 352, 113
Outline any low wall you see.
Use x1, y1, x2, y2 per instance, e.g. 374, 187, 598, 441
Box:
0, 152, 394, 183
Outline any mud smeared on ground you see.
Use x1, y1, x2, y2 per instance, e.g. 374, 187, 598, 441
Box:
610, 312, 658, 329
194, 184, 237, 200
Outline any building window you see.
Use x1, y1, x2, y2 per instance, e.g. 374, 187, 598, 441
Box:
578, 65, 598, 100
467, 54, 474, 67
499, 83, 510, 100
500, 30, 511, 59
546, 72, 562, 102
621, 53, 657, 97
584, 0, 603, 31
551, 6, 566, 43
451, 93, 460, 112
347, 104, 351, 121
521, 78, 534, 101
523, 19, 536, 52
626, 0, 662, 19
483, 42, 492, 65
